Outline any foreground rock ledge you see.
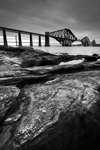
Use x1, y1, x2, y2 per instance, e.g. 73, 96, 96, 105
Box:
1, 71, 100, 150
1, 46, 100, 150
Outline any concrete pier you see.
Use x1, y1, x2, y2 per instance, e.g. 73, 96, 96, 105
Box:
38, 35, 41, 46
30, 33, 33, 47
3, 29, 8, 47
18, 31, 22, 46
45, 32, 50, 46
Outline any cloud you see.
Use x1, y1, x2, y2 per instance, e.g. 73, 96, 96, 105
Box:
0, 0, 99, 42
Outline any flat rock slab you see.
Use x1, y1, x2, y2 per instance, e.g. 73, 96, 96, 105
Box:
1, 70, 100, 150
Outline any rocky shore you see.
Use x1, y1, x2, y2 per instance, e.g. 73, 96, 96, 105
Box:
0, 45, 100, 150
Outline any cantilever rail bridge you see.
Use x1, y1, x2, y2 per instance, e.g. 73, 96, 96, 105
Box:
0, 27, 91, 47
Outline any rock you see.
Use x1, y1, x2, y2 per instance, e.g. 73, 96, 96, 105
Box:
58, 53, 75, 62
0, 58, 100, 87
92, 54, 98, 57
0, 74, 49, 87
0, 86, 20, 122
1, 46, 100, 150
0, 52, 21, 66
19, 48, 60, 67
1, 71, 100, 150
0, 46, 61, 67
59, 59, 84, 65
1, 46, 100, 68
0, 50, 24, 78
0, 65, 30, 78
0, 46, 25, 57
84, 56, 98, 62
97, 59, 100, 63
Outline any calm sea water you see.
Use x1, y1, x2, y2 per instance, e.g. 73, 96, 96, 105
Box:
35, 46, 100, 56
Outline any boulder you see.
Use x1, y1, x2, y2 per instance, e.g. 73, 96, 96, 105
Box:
92, 54, 98, 57
84, 56, 98, 62
1, 71, 100, 150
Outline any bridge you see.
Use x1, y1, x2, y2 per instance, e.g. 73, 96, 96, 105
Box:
0, 27, 91, 47
0, 26, 45, 47
45, 29, 91, 46
46, 28, 77, 46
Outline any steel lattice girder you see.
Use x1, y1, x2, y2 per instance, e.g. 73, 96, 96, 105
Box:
54, 37, 72, 45
49, 28, 77, 42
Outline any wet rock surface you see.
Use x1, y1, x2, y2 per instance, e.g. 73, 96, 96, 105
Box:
1, 72, 100, 150
0, 86, 20, 122
0, 46, 100, 150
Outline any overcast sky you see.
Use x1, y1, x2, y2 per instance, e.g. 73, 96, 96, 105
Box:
0, 0, 100, 42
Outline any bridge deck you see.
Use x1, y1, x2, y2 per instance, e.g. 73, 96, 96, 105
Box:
0, 26, 45, 37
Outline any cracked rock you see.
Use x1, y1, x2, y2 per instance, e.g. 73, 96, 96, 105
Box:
1, 72, 100, 150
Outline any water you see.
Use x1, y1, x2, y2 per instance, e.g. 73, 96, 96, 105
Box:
35, 46, 100, 56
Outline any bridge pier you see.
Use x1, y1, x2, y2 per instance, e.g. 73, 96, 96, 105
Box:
3, 29, 8, 47
45, 32, 50, 46
30, 33, 33, 47
38, 35, 41, 46
18, 31, 22, 46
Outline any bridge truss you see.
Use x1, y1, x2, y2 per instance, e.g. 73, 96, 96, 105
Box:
49, 28, 77, 46
81, 36, 91, 46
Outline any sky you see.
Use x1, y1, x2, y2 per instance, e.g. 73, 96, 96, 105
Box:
0, 0, 100, 43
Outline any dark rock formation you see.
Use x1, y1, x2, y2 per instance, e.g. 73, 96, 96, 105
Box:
0, 46, 61, 67
0, 46, 100, 150
0, 46, 100, 68
92, 54, 98, 57
1, 71, 100, 150
84, 56, 98, 62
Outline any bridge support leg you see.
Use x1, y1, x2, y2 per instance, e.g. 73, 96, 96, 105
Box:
30, 33, 33, 47
38, 35, 41, 46
3, 29, 8, 47
18, 31, 22, 46
45, 32, 50, 46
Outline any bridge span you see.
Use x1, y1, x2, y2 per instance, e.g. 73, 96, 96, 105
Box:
46, 28, 91, 46
0, 26, 45, 47
0, 27, 91, 47
46, 28, 77, 46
